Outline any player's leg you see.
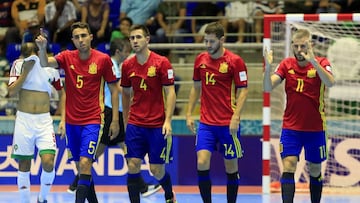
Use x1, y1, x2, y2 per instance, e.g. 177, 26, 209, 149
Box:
36, 114, 56, 203
126, 158, 143, 203
304, 131, 327, 203
147, 127, 176, 203
280, 129, 303, 203
196, 123, 217, 203
17, 159, 32, 203
219, 126, 243, 203
308, 162, 322, 203
66, 124, 99, 203
38, 153, 55, 203
197, 150, 212, 203
11, 112, 35, 203
125, 124, 148, 203
77, 124, 101, 203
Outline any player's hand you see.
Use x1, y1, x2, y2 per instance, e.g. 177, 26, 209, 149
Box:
186, 116, 196, 134
162, 121, 172, 139
229, 116, 240, 136
109, 121, 120, 140
264, 47, 273, 69
35, 28, 48, 50
300, 40, 316, 62
58, 120, 66, 139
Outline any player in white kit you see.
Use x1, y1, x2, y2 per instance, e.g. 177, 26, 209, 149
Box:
8, 42, 63, 203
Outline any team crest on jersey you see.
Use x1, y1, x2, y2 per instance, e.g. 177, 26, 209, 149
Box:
219, 62, 228, 73
147, 66, 156, 77
88, 63, 97, 74
288, 69, 295, 74
307, 68, 316, 78
200, 64, 206, 69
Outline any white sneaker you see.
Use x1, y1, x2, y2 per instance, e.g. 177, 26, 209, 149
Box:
141, 184, 162, 197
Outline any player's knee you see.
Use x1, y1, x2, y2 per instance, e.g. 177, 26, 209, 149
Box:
78, 157, 93, 173
308, 162, 321, 177
197, 159, 211, 170
18, 160, 32, 172
149, 165, 165, 179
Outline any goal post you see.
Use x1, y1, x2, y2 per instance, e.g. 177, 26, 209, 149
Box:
262, 13, 360, 194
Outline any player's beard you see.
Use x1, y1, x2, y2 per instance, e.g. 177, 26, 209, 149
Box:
294, 51, 306, 62
207, 43, 221, 55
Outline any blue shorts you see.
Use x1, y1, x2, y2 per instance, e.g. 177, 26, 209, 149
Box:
280, 129, 327, 163
125, 124, 173, 164
196, 122, 243, 159
66, 123, 102, 162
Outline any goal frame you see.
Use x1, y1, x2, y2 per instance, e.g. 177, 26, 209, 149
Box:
262, 13, 360, 194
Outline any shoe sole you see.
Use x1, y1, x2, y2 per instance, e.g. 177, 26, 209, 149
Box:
141, 186, 162, 197
67, 188, 76, 194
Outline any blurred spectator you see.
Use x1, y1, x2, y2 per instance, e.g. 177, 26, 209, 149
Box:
81, 0, 110, 47
120, 0, 161, 26
284, 0, 314, 14
110, 17, 132, 42
339, 0, 360, 13
22, 19, 49, 43
254, 0, 284, 43
4, 0, 46, 46
316, 0, 343, 13
222, 1, 256, 43
0, 1, 13, 57
71, 0, 87, 19
154, 1, 187, 43
45, 0, 77, 48
0, 56, 11, 115
191, 2, 225, 43
106, 0, 121, 30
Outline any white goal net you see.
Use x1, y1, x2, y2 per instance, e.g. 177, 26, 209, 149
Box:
264, 14, 360, 193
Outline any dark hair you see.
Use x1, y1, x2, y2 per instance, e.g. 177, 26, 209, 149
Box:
21, 43, 38, 58
71, 22, 91, 34
129, 24, 150, 37
120, 17, 133, 26
109, 38, 130, 56
204, 22, 225, 39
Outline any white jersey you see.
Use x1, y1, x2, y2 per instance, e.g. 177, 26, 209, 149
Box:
8, 55, 62, 96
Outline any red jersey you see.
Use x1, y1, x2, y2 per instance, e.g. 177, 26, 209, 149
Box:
55, 49, 116, 125
275, 57, 332, 131
194, 49, 248, 126
121, 52, 174, 127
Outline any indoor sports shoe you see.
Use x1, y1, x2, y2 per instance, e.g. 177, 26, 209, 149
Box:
37, 199, 47, 203
165, 191, 177, 203
67, 184, 77, 194
141, 184, 162, 197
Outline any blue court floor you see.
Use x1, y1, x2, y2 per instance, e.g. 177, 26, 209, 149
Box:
0, 191, 359, 203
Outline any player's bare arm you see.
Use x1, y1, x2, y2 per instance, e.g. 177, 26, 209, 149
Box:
230, 87, 248, 136
263, 48, 283, 92
301, 41, 335, 87
108, 82, 120, 139
58, 88, 66, 138
122, 87, 131, 129
8, 60, 35, 96
186, 81, 201, 134
35, 31, 59, 68
163, 85, 176, 138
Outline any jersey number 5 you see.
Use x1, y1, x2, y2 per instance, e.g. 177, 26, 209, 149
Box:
77, 75, 84, 88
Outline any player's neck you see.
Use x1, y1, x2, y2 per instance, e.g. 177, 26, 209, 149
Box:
78, 49, 91, 60
210, 47, 225, 59
136, 49, 150, 65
